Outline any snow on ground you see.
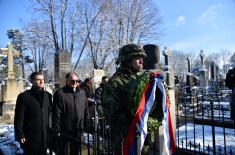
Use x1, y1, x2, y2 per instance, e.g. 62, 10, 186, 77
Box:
177, 123, 235, 154
0, 124, 23, 155
0, 121, 234, 154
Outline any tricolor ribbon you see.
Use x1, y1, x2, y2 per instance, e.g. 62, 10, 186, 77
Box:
123, 73, 176, 155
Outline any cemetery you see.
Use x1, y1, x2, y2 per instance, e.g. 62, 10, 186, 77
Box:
176, 53, 235, 154
0, 42, 233, 155
0, 1, 235, 155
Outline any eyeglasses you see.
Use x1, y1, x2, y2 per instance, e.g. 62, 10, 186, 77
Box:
70, 80, 79, 84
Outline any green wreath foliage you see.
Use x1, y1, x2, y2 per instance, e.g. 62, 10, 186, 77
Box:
127, 71, 163, 133
127, 72, 150, 115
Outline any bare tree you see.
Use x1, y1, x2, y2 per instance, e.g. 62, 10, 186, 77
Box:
73, 0, 109, 70
169, 50, 189, 77
32, 0, 80, 55
30, 0, 162, 71
207, 49, 232, 72
77, 0, 162, 70
230, 52, 235, 66
220, 49, 232, 72
110, 0, 162, 44
23, 20, 54, 72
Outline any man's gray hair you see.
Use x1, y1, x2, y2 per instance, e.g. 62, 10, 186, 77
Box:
65, 71, 78, 81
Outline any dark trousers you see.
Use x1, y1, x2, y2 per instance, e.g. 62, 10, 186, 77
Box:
56, 131, 81, 155
23, 149, 47, 155
21, 144, 46, 155
110, 131, 123, 155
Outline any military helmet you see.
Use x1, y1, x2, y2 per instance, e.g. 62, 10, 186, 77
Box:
116, 44, 146, 64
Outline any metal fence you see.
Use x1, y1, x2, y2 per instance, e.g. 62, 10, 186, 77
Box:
46, 84, 235, 155
176, 83, 235, 155
48, 107, 115, 155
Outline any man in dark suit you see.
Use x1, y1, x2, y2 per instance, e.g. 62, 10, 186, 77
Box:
14, 71, 52, 155
95, 76, 108, 116
52, 72, 87, 155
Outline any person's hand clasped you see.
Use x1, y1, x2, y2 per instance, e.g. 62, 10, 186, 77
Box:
21, 138, 26, 144
88, 98, 94, 102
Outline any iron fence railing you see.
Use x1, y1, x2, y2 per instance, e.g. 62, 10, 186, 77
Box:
47, 109, 115, 155
176, 84, 235, 155
46, 85, 235, 155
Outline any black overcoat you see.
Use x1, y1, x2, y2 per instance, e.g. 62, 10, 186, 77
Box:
52, 86, 87, 134
14, 87, 52, 151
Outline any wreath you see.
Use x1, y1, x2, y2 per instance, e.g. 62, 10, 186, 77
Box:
127, 71, 163, 133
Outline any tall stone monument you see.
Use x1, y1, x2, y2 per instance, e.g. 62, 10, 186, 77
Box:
199, 50, 208, 89
143, 44, 176, 154
186, 57, 193, 93
54, 50, 72, 88
162, 47, 175, 89
143, 44, 161, 154
162, 47, 176, 125
92, 69, 105, 88
143, 44, 160, 70
0, 43, 21, 123
210, 61, 216, 80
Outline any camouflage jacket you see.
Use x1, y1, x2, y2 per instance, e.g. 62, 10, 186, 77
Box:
102, 67, 164, 140
102, 66, 140, 138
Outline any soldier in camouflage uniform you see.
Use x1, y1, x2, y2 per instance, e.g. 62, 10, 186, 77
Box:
102, 44, 146, 154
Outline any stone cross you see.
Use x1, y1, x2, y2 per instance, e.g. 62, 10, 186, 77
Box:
162, 46, 170, 66
161, 46, 176, 155
162, 46, 174, 89
0, 43, 20, 79
200, 50, 205, 66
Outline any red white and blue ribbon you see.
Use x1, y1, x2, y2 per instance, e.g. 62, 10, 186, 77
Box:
123, 73, 176, 155
157, 76, 176, 155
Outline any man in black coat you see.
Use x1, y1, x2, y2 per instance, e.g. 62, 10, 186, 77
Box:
14, 71, 52, 155
95, 76, 108, 116
52, 72, 87, 155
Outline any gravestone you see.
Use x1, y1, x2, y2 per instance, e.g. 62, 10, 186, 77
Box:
199, 50, 208, 89
54, 50, 71, 88
162, 47, 176, 130
162, 47, 174, 89
210, 61, 216, 80
0, 43, 22, 123
209, 61, 219, 81
143, 44, 160, 70
143, 44, 163, 154
186, 57, 193, 93
158, 46, 176, 154
92, 69, 105, 88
